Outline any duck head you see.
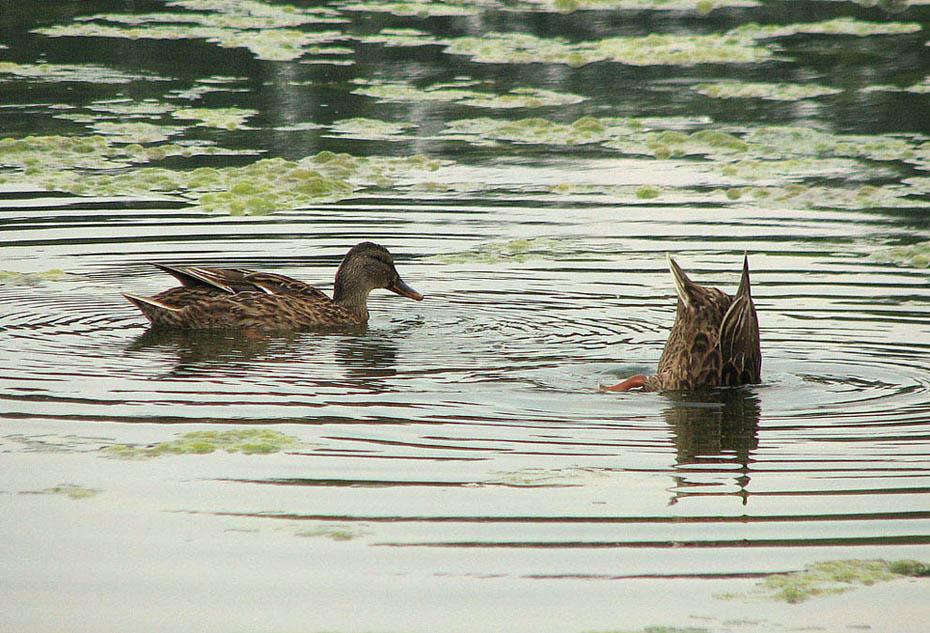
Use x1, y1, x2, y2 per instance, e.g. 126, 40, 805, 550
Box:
333, 242, 423, 321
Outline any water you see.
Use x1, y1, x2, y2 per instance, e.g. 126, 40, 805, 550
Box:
2, 1, 930, 632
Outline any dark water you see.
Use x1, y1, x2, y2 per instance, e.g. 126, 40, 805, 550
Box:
1, 1, 930, 632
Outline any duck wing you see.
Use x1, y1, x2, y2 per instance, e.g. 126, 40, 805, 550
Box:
717, 255, 761, 385
153, 265, 327, 299
240, 271, 328, 299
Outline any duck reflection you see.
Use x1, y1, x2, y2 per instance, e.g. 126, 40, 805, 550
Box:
663, 388, 761, 505
126, 327, 295, 378
126, 326, 399, 384
334, 333, 398, 379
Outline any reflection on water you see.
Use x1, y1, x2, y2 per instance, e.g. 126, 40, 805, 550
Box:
128, 324, 404, 386
664, 389, 761, 505
665, 390, 760, 465
2, 0, 930, 632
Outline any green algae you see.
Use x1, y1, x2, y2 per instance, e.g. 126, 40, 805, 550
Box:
352, 79, 585, 108
0, 61, 164, 84
89, 121, 184, 144
297, 525, 366, 541
443, 31, 771, 67
441, 116, 748, 156
86, 99, 179, 118
23, 484, 101, 499
868, 75, 930, 95
635, 185, 661, 199
720, 559, 930, 604
0, 134, 250, 182
443, 116, 629, 146
358, 28, 448, 48
171, 107, 257, 129
541, 0, 758, 12
740, 125, 926, 164
431, 237, 563, 264
440, 17, 919, 68
484, 467, 610, 487
731, 17, 922, 39
587, 628, 710, 633
438, 114, 930, 175
432, 114, 930, 210
104, 428, 304, 458
0, 269, 68, 285
327, 118, 417, 140
0, 131, 442, 213
694, 81, 843, 101
36, 10, 347, 62
871, 241, 930, 268
337, 0, 479, 16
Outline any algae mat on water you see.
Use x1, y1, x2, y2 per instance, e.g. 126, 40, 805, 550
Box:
721, 559, 930, 604
0, 134, 441, 214
104, 428, 306, 457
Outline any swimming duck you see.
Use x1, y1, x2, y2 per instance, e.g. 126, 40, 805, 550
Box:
124, 242, 423, 330
602, 254, 761, 392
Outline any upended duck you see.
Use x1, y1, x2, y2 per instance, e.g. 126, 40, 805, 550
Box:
602, 254, 761, 392
124, 242, 423, 330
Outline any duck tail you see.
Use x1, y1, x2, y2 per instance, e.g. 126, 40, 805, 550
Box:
123, 293, 179, 324
666, 253, 696, 309
735, 252, 752, 301
718, 255, 762, 383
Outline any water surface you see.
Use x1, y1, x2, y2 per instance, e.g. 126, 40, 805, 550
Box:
2, 1, 930, 632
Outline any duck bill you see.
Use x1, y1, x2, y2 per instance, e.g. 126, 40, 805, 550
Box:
388, 277, 423, 301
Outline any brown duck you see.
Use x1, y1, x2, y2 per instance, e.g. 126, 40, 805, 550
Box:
602, 254, 761, 392
124, 242, 423, 330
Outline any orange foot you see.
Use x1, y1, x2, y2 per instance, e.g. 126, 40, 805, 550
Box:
599, 374, 647, 392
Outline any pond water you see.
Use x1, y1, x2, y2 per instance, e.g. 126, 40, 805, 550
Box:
2, 1, 930, 632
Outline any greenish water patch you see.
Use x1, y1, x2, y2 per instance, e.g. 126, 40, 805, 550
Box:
86, 99, 179, 118
88, 121, 184, 144
720, 559, 930, 604
443, 116, 633, 146
864, 75, 930, 94
588, 628, 710, 633
484, 467, 610, 487
36, 2, 347, 62
443, 31, 770, 67
0, 269, 68, 285
104, 429, 305, 458
0, 61, 166, 84
0, 134, 441, 213
352, 79, 586, 108
22, 484, 101, 499
730, 17, 922, 39
358, 28, 449, 48
871, 241, 930, 268
437, 116, 930, 208
55, 100, 254, 137
442, 18, 919, 67
541, 0, 758, 12
430, 237, 563, 263
337, 0, 478, 16
327, 118, 417, 140
0, 134, 252, 180
171, 107, 257, 129
297, 524, 366, 541
740, 125, 927, 164
693, 81, 842, 101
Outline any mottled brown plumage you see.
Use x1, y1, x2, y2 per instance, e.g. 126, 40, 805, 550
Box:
124, 242, 423, 330
603, 254, 761, 392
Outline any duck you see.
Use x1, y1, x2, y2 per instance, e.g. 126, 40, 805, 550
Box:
602, 254, 761, 392
123, 242, 423, 330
